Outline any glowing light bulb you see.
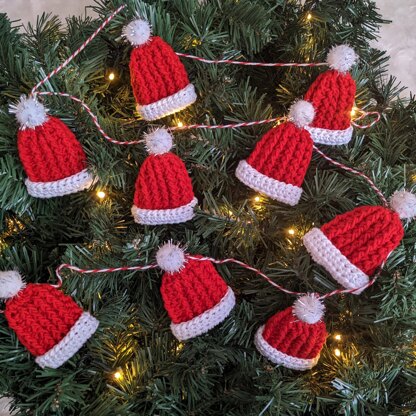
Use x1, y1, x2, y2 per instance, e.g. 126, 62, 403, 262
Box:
113, 371, 122, 380
334, 334, 342, 341
287, 228, 296, 236
177, 121, 184, 128
351, 107, 358, 118
108, 72, 115, 81
97, 191, 106, 199
307, 13, 312, 20
334, 348, 341, 357
254, 196, 261, 203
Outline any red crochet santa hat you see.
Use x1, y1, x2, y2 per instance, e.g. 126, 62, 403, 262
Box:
156, 242, 236, 341
303, 191, 416, 294
9, 96, 94, 198
123, 19, 197, 121
255, 295, 327, 370
0, 271, 99, 369
302, 45, 358, 145
235, 101, 314, 206
131, 128, 197, 225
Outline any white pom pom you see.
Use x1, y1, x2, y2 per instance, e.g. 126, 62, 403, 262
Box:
327, 45, 358, 73
122, 19, 152, 47
390, 190, 416, 219
293, 294, 325, 324
145, 128, 173, 155
0, 271, 25, 300
9, 96, 48, 129
156, 242, 186, 273
289, 100, 315, 128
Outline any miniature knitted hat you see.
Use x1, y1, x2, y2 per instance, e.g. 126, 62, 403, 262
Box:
9, 96, 94, 198
157, 242, 236, 341
131, 129, 197, 225
0, 271, 99, 369
235, 102, 314, 206
123, 19, 197, 121
255, 295, 327, 370
303, 45, 358, 145
303, 191, 416, 293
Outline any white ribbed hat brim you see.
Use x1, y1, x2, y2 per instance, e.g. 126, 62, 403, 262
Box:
254, 325, 320, 371
25, 169, 95, 198
235, 160, 302, 206
303, 227, 369, 294
131, 197, 197, 225
35, 312, 99, 369
170, 287, 235, 341
137, 84, 197, 121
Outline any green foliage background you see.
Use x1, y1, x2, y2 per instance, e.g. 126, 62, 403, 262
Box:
0, 0, 415, 415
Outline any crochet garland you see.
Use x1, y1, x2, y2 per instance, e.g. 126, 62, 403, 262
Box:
2, 5, 416, 371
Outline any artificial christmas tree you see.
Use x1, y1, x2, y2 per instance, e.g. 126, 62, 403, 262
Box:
0, 1, 415, 415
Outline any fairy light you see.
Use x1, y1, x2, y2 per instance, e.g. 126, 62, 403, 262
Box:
97, 191, 106, 199
177, 121, 184, 128
334, 348, 341, 357
254, 196, 261, 203
306, 13, 312, 20
287, 228, 296, 236
113, 370, 123, 380
334, 334, 342, 341
108, 72, 115, 81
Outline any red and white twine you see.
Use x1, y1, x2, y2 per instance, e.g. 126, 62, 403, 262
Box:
169, 117, 285, 131
176, 52, 328, 68
313, 145, 389, 207
54, 262, 159, 287
55, 254, 384, 300
31, 5, 126, 95
36, 92, 144, 145
351, 110, 381, 129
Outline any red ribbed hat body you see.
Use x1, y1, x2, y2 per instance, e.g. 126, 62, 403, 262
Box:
321, 206, 404, 276
133, 153, 195, 210
246, 122, 313, 186
130, 36, 190, 106
4, 284, 83, 357
17, 117, 87, 183
304, 70, 356, 130
160, 257, 228, 324
262, 307, 327, 360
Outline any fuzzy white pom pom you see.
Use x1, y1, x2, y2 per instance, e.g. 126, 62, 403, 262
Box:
327, 45, 358, 73
390, 190, 416, 219
9, 96, 48, 129
0, 271, 25, 300
145, 128, 173, 155
156, 242, 186, 273
293, 294, 325, 324
122, 19, 152, 47
289, 100, 315, 128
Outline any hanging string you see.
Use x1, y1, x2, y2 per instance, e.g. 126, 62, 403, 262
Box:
351, 110, 381, 129
169, 117, 285, 131
187, 256, 385, 299
54, 253, 384, 299
313, 145, 389, 207
176, 52, 328, 68
31, 4, 126, 95
54, 262, 159, 288
36, 92, 144, 145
